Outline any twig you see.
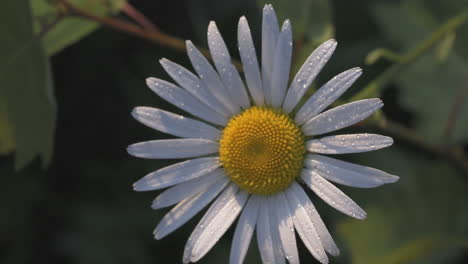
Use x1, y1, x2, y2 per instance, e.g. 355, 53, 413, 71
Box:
442, 76, 468, 142
121, 2, 158, 31
57, 0, 243, 70
59, 0, 185, 51
353, 9, 468, 100
373, 120, 468, 177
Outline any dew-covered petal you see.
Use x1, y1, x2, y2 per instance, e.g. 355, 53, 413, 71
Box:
274, 192, 299, 264
282, 39, 337, 113
256, 196, 276, 264
301, 170, 367, 220
159, 58, 230, 117
306, 133, 394, 154
302, 98, 383, 136
133, 157, 220, 191
152, 169, 226, 209
132, 107, 221, 140
238, 16, 264, 106
146, 78, 228, 126
186, 41, 239, 115
127, 139, 218, 159
183, 183, 239, 263
230, 196, 260, 264
208, 22, 250, 109
304, 154, 399, 188
271, 20, 292, 108
269, 197, 286, 264
295, 67, 362, 124
285, 183, 328, 264
190, 189, 249, 262
261, 4, 280, 106
154, 176, 229, 239
290, 181, 340, 256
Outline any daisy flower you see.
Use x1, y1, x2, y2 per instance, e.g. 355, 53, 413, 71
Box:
128, 4, 399, 264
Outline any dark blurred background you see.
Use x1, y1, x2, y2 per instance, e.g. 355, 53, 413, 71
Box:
1, 0, 468, 263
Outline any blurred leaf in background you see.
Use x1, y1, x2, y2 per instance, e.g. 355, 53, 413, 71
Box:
0, 0, 128, 170
335, 1, 468, 262
31, 0, 127, 56
0, 0, 56, 169
338, 147, 468, 264
371, 0, 468, 143
425, 0, 468, 61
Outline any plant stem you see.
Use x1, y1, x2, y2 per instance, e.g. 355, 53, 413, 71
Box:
121, 2, 159, 31
57, 0, 243, 70
59, 0, 186, 51
353, 9, 468, 101
373, 120, 468, 177
442, 76, 468, 143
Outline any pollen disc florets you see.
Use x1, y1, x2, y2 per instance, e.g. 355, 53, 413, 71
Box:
219, 106, 305, 195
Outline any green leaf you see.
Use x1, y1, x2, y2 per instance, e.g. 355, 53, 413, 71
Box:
337, 148, 468, 264
371, 1, 468, 143
30, 0, 127, 56
0, 0, 56, 169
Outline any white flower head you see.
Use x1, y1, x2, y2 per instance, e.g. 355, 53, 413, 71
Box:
128, 4, 399, 264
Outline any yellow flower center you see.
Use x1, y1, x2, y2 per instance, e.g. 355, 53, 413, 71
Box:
219, 106, 305, 195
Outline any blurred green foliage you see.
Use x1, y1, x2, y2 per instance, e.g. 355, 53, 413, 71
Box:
31, 0, 126, 56
339, 147, 468, 264
0, 0, 55, 169
371, 0, 468, 143
1, 0, 468, 264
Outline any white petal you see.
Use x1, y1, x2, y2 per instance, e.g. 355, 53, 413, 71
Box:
152, 169, 225, 209
183, 183, 239, 263
291, 182, 340, 256
301, 170, 367, 220
127, 139, 218, 159
208, 22, 250, 109
133, 157, 220, 191
286, 183, 328, 264
302, 98, 383, 136
132, 107, 221, 140
274, 192, 299, 264
306, 133, 394, 154
146, 77, 228, 126
154, 176, 229, 239
261, 4, 280, 106
294, 67, 362, 124
256, 196, 275, 264
186, 41, 240, 115
230, 196, 260, 264
190, 189, 249, 262
271, 20, 292, 108
282, 39, 337, 113
238, 16, 264, 106
159, 58, 231, 117
269, 197, 286, 264
304, 154, 399, 188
